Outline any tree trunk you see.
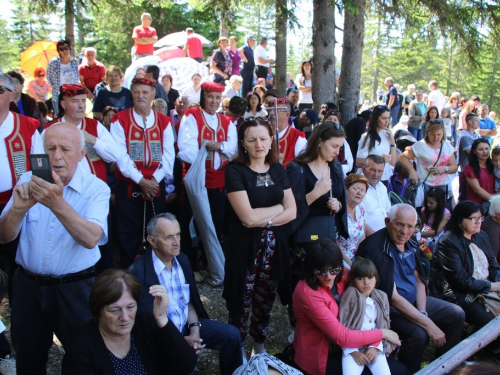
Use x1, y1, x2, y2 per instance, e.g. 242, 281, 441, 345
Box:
275, 0, 287, 96
219, 14, 228, 38
446, 40, 452, 96
339, 0, 365, 125
371, 17, 381, 104
312, 0, 336, 112
65, 0, 75, 54
76, 2, 85, 50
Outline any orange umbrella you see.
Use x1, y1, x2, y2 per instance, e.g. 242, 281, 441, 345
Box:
20, 41, 58, 77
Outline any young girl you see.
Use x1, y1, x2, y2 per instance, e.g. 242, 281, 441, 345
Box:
339, 258, 395, 375
491, 147, 500, 193
420, 187, 450, 241
441, 108, 453, 143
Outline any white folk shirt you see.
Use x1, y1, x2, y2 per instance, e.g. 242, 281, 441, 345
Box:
110, 109, 175, 184
363, 181, 391, 232
0, 112, 44, 193
177, 110, 237, 169
41, 116, 121, 176
278, 126, 308, 157
1, 168, 110, 275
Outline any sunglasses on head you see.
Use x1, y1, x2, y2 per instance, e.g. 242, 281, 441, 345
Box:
0, 86, 13, 95
244, 116, 268, 122
59, 46, 70, 51
314, 267, 342, 277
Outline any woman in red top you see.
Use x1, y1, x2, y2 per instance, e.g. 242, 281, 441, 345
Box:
463, 138, 496, 204
293, 239, 408, 375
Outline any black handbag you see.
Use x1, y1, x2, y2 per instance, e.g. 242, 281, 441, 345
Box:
293, 214, 336, 243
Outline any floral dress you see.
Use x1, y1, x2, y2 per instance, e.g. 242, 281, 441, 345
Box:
336, 203, 368, 260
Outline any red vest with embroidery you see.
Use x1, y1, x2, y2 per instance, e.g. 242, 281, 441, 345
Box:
182, 107, 231, 189
45, 117, 108, 182
112, 108, 171, 183
279, 126, 305, 168
1, 113, 39, 204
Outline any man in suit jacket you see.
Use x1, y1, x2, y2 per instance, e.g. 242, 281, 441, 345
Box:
408, 90, 426, 141
128, 213, 243, 375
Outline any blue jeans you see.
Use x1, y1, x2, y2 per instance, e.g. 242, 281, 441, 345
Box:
390, 104, 400, 125
408, 126, 423, 141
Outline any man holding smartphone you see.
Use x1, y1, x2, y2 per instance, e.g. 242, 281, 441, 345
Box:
0, 122, 110, 374
0, 73, 44, 306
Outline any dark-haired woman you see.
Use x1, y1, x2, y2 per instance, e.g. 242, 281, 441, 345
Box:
62, 269, 196, 374
463, 138, 496, 204
419, 105, 439, 138
356, 105, 397, 185
223, 119, 296, 356
211, 37, 233, 85
161, 74, 179, 115
243, 91, 267, 119
293, 239, 406, 375
295, 60, 313, 111
436, 201, 500, 331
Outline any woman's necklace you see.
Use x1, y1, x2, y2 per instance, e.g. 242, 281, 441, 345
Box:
309, 162, 329, 177
250, 164, 270, 187
100, 327, 131, 359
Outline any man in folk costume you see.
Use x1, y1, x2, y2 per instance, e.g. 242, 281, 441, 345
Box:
44, 84, 120, 183
177, 82, 237, 283
267, 97, 307, 168
110, 78, 175, 268
0, 73, 43, 305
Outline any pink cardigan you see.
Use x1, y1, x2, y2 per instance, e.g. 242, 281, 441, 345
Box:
293, 275, 383, 375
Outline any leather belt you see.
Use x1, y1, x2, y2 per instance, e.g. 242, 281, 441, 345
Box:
19, 266, 96, 285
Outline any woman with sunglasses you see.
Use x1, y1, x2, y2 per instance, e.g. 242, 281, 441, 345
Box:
356, 105, 396, 185
293, 239, 406, 375
27, 68, 52, 110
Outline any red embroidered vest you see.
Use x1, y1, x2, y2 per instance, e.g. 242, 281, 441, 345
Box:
45, 117, 108, 182
1, 113, 39, 204
182, 108, 231, 189
279, 126, 305, 168
112, 108, 171, 183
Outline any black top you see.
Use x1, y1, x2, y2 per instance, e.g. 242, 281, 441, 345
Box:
303, 164, 344, 216
93, 87, 133, 113
242, 45, 255, 70
167, 88, 180, 114
109, 335, 147, 375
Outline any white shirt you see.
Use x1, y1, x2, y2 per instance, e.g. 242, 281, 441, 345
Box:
1, 168, 110, 275
41, 116, 120, 176
363, 181, 390, 232
0, 112, 44, 193
243, 109, 268, 119
428, 89, 445, 114
177, 110, 237, 169
254, 45, 269, 67
341, 140, 353, 177
356, 129, 394, 181
110, 109, 175, 184
295, 74, 313, 104
182, 86, 201, 105
279, 126, 307, 157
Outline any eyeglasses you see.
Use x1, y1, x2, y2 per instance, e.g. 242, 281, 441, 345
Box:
349, 186, 367, 194
37, 74, 45, 77
314, 267, 342, 277
58, 46, 70, 51
0, 86, 13, 94
466, 216, 484, 224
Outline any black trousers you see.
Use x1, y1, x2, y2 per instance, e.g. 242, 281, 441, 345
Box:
241, 67, 254, 97
0, 202, 19, 307
95, 202, 114, 273
255, 65, 268, 79
115, 179, 166, 269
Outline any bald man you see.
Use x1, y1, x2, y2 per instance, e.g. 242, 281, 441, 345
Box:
0, 122, 110, 374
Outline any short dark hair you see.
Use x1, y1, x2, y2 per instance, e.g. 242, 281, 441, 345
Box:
348, 258, 379, 287
470, 94, 481, 102
445, 201, 483, 236
491, 147, 500, 158
233, 119, 278, 166
37, 101, 48, 117
89, 269, 141, 319
145, 65, 160, 81
6, 70, 24, 85
302, 239, 344, 291
294, 122, 345, 165
466, 113, 478, 125
56, 39, 71, 55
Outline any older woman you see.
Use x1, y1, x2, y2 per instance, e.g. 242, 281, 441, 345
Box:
62, 269, 196, 374
161, 74, 179, 114
356, 105, 397, 185
223, 119, 296, 357
243, 91, 267, 119
228, 36, 242, 76
420, 105, 439, 138
336, 174, 372, 264
462, 138, 496, 204
436, 201, 500, 330
399, 120, 457, 198
211, 37, 232, 85
293, 239, 405, 375
223, 75, 243, 99
27, 67, 52, 107
295, 60, 313, 111
92, 66, 133, 121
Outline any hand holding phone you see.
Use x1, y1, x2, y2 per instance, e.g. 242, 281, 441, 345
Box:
29, 154, 54, 183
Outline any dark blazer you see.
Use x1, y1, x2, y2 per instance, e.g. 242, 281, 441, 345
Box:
357, 228, 428, 301
10, 93, 41, 123
128, 249, 209, 320
61, 313, 197, 375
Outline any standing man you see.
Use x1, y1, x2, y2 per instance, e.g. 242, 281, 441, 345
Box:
131, 13, 158, 61
403, 84, 416, 116
110, 78, 175, 268
240, 36, 256, 96
78, 47, 106, 99
6, 71, 41, 123
382, 77, 399, 126
254, 37, 274, 80
357, 204, 465, 374
183, 28, 204, 63
477, 104, 497, 144
47, 39, 79, 117
177, 82, 237, 283
0, 122, 110, 374
428, 80, 445, 115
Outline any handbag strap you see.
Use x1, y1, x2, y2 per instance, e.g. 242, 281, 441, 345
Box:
422, 142, 444, 185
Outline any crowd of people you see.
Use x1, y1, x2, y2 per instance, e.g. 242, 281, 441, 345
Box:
1, 12, 500, 375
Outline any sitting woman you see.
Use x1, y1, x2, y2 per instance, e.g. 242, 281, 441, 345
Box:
62, 269, 196, 374
243, 91, 268, 119
462, 138, 496, 204
436, 201, 500, 331
293, 239, 406, 375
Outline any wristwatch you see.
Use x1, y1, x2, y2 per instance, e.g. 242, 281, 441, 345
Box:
219, 143, 225, 152
188, 322, 202, 329
266, 220, 272, 228
421, 311, 428, 317
390, 144, 396, 148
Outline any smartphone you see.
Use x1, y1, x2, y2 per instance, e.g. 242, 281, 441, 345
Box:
29, 154, 54, 183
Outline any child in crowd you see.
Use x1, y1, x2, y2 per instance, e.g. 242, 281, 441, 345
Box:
420, 188, 450, 245
339, 258, 394, 375
491, 147, 500, 193
441, 108, 453, 143
387, 161, 410, 197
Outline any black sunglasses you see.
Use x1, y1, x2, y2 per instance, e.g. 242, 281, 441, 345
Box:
58, 46, 70, 51
0, 86, 13, 95
37, 74, 45, 77
314, 267, 342, 277
244, 116, 268, 122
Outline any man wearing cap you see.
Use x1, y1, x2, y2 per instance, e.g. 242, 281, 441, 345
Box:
0, 73, 44, 305
183, 28, 204, 63
131, 13, 158, 61
254, 37, 274, 80
110, 77, 175, 268
267, 98, 307, 168
177, 82, 237, 279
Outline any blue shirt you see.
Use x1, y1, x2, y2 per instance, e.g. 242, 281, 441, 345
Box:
243, 45, 255, 70
16, 98, 25, 115
479, 116, 496, 143
389, 241, 417, 310
383, 85, 399, 108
